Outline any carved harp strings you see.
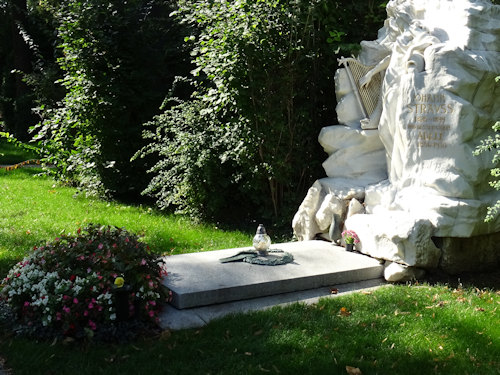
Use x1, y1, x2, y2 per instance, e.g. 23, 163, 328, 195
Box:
339, 57, 382, 118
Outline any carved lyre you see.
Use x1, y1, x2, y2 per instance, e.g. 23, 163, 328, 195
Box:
338, 57, 382, 120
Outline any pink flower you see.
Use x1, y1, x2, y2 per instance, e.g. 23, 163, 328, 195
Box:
148, 281, 154, 288
88, 302, 94, 309
63, 306, 70, 314
73, 298, 79, 304
88, 320, 97, 330
148, 310, 155, 318
56, 312, 62, 321
98, 243, 104, 250
141, 258, 147, 266
149, 300, 156, 307
84, 310, 89, 317
23, 301, 30, 307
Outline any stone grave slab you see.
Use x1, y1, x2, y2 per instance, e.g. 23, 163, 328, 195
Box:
162, 240, 384, 309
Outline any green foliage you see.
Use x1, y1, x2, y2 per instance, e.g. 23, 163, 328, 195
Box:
32, 0, 190, 199
0, 224, 169, 340
474, 76, 500, 222
138, 0, 386, 222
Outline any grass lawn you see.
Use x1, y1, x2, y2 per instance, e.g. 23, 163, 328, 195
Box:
0, 168, 252, 276
0, 284, 498, 375
0, 156, 499, 375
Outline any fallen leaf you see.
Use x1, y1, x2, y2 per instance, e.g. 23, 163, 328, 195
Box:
475, 307, 485, 312
394, 310, 410, 316
346, 365, 362, 375
63, 337, 75, 345
361, 291, 372, 295
254, 329, 264, 336
258, 364, 271, 372
330, 288, 339, 294
339, 307, 351, 317
245, 352, 252, 356
160, 330, 172, 340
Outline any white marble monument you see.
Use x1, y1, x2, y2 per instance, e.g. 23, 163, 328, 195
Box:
292, 0, 500, 281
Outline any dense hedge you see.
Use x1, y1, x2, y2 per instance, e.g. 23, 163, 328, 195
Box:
137, 0, 387, 222
30, 0, 191, 199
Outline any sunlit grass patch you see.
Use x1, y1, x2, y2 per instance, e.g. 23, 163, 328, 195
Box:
0, 168, 251, 276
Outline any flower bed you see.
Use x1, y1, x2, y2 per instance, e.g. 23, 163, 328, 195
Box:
0, 224, 170, 340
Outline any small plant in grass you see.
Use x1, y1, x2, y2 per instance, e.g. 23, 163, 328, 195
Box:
0, 224, 170, 340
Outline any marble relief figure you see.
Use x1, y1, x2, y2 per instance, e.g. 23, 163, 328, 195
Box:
293, 0, 500, 281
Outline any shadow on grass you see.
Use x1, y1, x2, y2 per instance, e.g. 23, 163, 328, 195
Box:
423, 268, 500, 290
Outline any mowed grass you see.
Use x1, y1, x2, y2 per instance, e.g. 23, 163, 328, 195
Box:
0, 168, 252, 276
1, 284, 498, 375
0, 146, 499, 375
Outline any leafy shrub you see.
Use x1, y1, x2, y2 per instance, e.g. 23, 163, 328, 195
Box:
138, 0, 386, 223
474, 75, 500, 222
0, 224, 170, 340
31, 0, 191, 199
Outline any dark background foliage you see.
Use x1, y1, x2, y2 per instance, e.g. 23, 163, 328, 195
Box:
1, 0, 388, 226
138, 0, 387, 224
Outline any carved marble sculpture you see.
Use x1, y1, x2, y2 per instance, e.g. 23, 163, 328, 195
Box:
292, 0, 500, 281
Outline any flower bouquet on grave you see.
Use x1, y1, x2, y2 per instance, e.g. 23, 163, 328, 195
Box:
341, 230, 359, 251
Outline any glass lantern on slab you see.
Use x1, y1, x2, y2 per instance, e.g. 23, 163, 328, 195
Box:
253, 224, 271, 256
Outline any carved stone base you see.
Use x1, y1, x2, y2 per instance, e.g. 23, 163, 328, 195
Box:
437, 232, 500, 274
